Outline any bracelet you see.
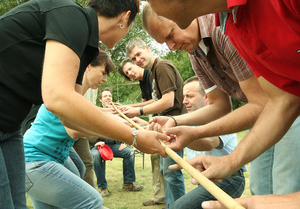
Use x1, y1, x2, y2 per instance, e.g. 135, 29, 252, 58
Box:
169, 116, 178, 126
131, 129, 138, 147
140, 107, 144, 116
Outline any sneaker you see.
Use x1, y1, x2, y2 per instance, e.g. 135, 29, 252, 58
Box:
100, 188, 110, 197
142, 200, 164, 206
122, 183, 144, 191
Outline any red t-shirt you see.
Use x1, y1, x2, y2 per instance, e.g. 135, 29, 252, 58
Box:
216, 0, 300, 96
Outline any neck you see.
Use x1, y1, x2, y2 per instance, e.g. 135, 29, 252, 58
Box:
147, 56, 156, 69
139, 69, 144, 81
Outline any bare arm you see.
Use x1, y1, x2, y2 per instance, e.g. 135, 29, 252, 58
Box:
127, 98, 155, 107
202, 192, 300, 209
228, 77, 300, 170
195, 75, 267, 138
175, 87, 232, 126
41, 40, 168, 156
123, 91, 175, 118
183, 77, 300, 181
187, 136, 220, 151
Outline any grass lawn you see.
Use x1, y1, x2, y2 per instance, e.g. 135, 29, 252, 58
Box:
26, 130, 250, 209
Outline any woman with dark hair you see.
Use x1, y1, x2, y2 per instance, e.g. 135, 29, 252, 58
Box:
0, 0, 167, 208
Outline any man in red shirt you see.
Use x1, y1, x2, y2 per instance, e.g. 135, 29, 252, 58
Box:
147, 0, 300, 208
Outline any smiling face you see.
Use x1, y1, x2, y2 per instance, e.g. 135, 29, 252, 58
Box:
86, 64, 107, 89
128, 46, 154, 69
122, 62, 143, 80
183, 81, 205, 112
147, 16, 200, 52
100, 90, 113, 107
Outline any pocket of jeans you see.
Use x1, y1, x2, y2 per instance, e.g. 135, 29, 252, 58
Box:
25, 173, 33, 192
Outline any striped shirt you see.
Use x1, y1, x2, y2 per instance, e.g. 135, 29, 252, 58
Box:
189, 14, 253, 103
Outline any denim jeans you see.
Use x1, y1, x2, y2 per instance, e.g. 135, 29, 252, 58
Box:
250, 116, 300, 195
25, 161, 102, 209
66, 147, 86, 179
0, 129, 28, 209
171, 169, 245, 209
160, 149, 185, 209
91, 144, 135, 189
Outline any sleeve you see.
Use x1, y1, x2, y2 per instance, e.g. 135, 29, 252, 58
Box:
218, 133, 237, 149
42, 6, 90, 59
155, 63, 177, 95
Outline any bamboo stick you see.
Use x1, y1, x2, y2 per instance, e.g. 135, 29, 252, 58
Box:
112, 103, 245, 209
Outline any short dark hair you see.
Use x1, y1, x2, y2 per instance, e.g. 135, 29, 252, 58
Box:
90, 48, 115, 76
118, 58, 134, 81
99, 87, 112, 99
87, 0, 140, 26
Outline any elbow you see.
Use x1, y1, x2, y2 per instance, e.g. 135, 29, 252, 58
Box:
166, 100, 174, 109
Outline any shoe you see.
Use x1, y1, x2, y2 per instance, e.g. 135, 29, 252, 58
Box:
122, 183, 144, 191
142, 200, 164, 206
100, 188, 110, 197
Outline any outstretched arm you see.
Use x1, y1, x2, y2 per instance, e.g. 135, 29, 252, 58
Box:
201, 192, 300, 209
42, 40, 168, 157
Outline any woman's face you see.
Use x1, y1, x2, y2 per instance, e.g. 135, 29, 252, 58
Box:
86, 64, 107, 89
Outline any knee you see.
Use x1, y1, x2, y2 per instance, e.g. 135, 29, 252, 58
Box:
91, 150, 101, 162
86, 193, 103, 209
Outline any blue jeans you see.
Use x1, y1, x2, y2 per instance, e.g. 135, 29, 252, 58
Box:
0, 129, 28, 209
171, 169, 245, 209
160, 150, 185, 209
91, 144, 135, 189
250, 116, 300, 195
66, 147, 86, 179
25, 161, 102, 209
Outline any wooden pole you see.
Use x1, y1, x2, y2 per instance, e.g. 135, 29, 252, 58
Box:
112, 103, 245, 209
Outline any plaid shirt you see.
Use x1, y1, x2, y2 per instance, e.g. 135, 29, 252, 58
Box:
189, 14, 253, 103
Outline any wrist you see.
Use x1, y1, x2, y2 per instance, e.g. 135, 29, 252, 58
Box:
131, 129, 138, 147
169, 116, 177, 126
139, 107, 144, 116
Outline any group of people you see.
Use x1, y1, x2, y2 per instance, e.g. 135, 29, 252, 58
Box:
1, 0, 299, 209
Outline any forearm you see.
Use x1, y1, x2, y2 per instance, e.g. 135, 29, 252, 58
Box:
233, 103, 299, 168
195, 102, 262, 139
251, 192, 300, 209
143, 97, 173, 115
45, 92, 134, 144
202, 192, 300, 209
64, 122, 107, 140
187, 136, 220, 151
175, 101, 231, 126
128, 99, 154, 107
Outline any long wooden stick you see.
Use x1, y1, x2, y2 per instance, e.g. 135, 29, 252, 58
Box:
112, 103, 245, 209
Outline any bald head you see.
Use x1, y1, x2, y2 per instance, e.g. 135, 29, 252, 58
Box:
146, 0, 229, 29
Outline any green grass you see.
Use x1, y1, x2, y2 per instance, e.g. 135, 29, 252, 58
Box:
26, 130, 250, 208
